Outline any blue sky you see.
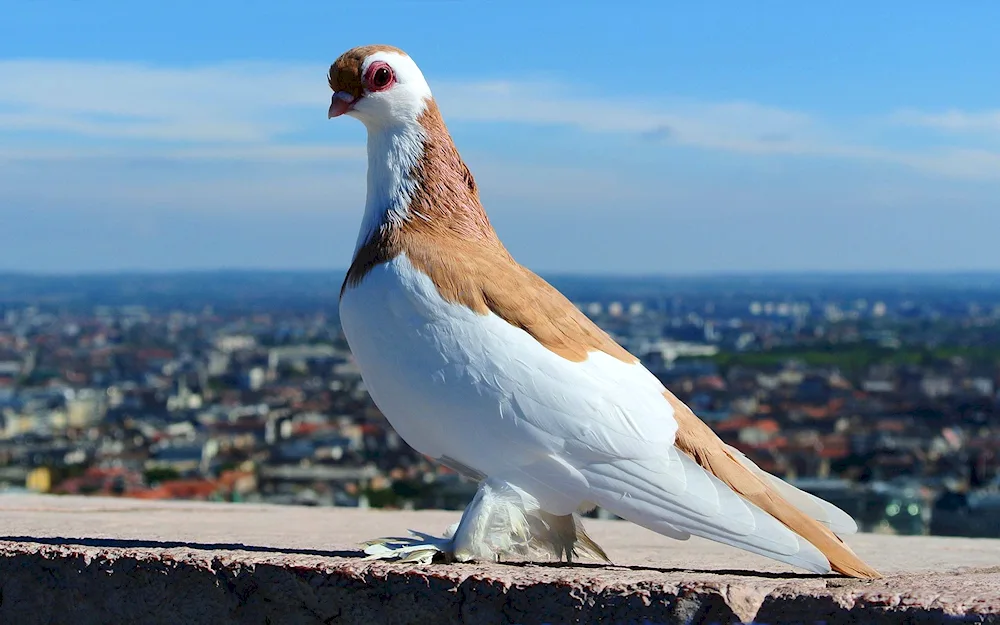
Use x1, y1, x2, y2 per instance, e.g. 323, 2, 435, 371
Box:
1, 1, 999, 274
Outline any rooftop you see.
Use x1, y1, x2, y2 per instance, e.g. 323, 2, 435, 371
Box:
2, 494, 999, 623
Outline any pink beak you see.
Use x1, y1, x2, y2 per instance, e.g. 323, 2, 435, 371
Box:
328, 91, 359, 118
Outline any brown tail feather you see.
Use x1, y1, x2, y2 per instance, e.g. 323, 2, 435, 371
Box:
663, 391, 882, 579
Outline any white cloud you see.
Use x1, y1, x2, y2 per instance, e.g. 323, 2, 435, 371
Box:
0, 144, 364, 162
435, 83, 1000, 180
890, 148, 1000, 180
891, 109, 1000, 134
0, 158, 363, 214
0, 59, 324, 142
435, 81, 823, 155
0, 148, 655, 219
0, 58, 998, 184
464, 154, 657, 208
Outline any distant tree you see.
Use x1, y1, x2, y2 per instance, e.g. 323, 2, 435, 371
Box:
144, 467, 181, 485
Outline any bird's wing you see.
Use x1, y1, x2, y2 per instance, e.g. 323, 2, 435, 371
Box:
458, 258, 876, 577
488, 341, 838, 574
725, 444, 859, 535
381, 247, 878, 577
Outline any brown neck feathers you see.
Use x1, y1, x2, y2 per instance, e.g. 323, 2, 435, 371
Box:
342, 98, 499, 295
341, 99, 639, 366
408, 100, 497, 244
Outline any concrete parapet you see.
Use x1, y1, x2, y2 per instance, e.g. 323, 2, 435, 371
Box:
1, 494, 997, 624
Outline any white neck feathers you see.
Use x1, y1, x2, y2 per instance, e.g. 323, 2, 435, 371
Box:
355, 121, 426, 253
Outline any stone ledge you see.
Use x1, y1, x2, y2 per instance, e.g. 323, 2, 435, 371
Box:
0, 494, 998, 624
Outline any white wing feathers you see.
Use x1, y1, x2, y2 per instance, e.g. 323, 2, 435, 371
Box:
725, 444, 859, 536
500, 351, 836, 574
580, 449, 832, 574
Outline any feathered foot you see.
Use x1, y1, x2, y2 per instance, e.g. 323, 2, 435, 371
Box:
362, 524, 462, 564
361, 479, 611, 565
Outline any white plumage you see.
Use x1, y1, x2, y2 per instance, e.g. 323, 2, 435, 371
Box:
341, 254, 832, 573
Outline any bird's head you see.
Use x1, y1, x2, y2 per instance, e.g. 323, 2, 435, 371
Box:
327, 45, 432, 129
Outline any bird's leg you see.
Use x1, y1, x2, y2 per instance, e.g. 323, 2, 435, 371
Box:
362, 480, 612, 565
362, 478, 535, 564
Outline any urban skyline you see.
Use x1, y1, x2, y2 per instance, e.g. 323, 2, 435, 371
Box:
2, 270, 1000, 541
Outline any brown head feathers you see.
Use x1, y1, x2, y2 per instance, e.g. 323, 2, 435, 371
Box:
328, 44, 407, 97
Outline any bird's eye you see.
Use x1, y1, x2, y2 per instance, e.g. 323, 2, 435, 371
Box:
365, 62, 395, 91
372, 67, 391, 87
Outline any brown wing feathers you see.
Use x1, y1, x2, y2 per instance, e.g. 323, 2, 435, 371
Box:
664, 390, 882, 579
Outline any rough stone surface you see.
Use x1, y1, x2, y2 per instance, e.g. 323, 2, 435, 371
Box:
0, 494, 998, 624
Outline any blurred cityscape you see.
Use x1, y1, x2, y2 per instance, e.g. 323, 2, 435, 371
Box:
1, 270, 1000, 538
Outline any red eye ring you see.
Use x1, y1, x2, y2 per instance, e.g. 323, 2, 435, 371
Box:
364, 61, 395, 92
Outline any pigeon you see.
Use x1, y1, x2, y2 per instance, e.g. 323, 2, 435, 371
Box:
327, 44, 881, 579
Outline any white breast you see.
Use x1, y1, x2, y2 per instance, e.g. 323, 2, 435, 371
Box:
339, 254, 677, 516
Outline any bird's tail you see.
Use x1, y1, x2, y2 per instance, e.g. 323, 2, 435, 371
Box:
665, 391, 882, 580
